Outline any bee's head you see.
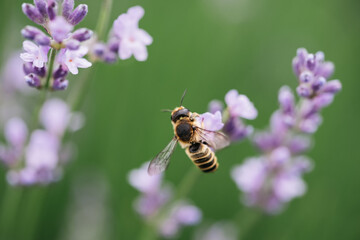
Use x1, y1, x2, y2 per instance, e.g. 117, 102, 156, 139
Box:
171, 106, 190, 123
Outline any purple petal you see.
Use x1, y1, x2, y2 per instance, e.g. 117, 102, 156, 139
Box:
198, 111, 224, 131
40, 98, 70, 136
4, 118, 28, 147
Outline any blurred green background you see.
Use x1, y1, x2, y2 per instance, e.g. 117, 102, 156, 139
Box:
0, 0, 359, 239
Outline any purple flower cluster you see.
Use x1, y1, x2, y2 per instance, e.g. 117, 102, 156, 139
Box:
91, 6, 153, 63
231, 48, 342, 214
0, 98, 83, 185
293, 48, 341, 98
207, 89, 258, 142
128, 162, 202, 238
20, 0, 93, 90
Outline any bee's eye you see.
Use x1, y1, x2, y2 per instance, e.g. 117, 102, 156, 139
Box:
171, 108, 190, 122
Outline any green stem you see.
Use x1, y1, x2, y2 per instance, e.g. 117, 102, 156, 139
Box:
95, 0, 113, 41
18, 187, 47, 240
44, 48, 57, 90
235, 207, 262, 239
67, 0, 114, 111
66, 68, 93, 111
0, 186, 23, 240
174, 167, 201, 200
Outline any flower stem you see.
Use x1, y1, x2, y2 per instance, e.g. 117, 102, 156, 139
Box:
67, 0, 113, 111
95, 0, 113, 41
235, 207, 262, 239
44, 48, 57, 90
18, 187, 47, 240
174, 166, 201, 200
0, 186, 23, 240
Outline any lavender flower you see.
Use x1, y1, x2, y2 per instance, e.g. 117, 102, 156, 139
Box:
196, 111, 224, 131
159, 201, 202, 238
128, 162, 202, 237
207, 90, 257, 142
0, 118, 28, 166
8, 129, 61, 185
2, 98, 84, 186
112, 6, 153, 61
128, 162, 171, 217
57, 47, 92, 75
20, 40, 49, 68
48, 16, 74, 43
20, 0, 93, 90
91, 6, 153, 63
292, 48, 341, 98
231, 48, 341, 214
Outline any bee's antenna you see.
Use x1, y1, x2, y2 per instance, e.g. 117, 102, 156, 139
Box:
180, 89, 187, 106
161, 109, 172, 112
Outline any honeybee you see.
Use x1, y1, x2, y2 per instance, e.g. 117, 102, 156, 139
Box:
148, 92, 230, 175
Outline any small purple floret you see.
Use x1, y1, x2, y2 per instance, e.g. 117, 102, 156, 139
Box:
22, 3, 45, 25
68, 4, 88, 25
25, 73, 41, 88
71, 28, 93, 42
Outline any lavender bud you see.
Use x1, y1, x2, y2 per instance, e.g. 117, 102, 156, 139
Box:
52, 78, 68, 91
292, 58, 301, 77
321, 79, 342, 94
311, 77, 326, 91
306, 54, 316, 70
269, 147, 290, 165
292, 156, 313, 174
298, 114, 322, 134
34, 0, 48, 19
71, 28, 93, 42
34, 34, 51, 46
296, 85, 312, 98
34, 66, 46, 77
53, 65, 68, 79
312, 94, 334, 110
108, 38, 120, 53
296, 48, 308, 63
104, 51, 117, 63
23, 63, 46, 77
208, 100, 224, 114
23, 62, 34, 75
253, 132, 278, 152
278, 86, 295, 114
92, 43, 106, 57
47, 1, 57, 21
299, 72, 313, 83
288, 136, 311, 154
315, 51, 324, 62
21, 26, 41, 40
65, 39, 80, 50
25, 73, 41, 88
69, 4, 88, 25
62, 0, 74, 20
22, 3, 45, 25
316, 61, 334, 79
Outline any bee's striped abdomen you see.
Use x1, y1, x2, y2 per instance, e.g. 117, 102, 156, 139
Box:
185, 143, 218, 173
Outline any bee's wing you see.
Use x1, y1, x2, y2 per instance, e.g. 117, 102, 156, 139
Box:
148, 137, 178, 175
195, 127, 230, 151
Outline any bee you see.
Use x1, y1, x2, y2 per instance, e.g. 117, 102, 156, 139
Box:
148, 91, 230, 175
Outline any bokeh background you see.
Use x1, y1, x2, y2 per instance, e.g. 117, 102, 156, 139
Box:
0, 0, 359, 239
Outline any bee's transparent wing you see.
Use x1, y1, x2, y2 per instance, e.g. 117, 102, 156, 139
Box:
195, 127, 230, 151
148, 137, 178, 175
